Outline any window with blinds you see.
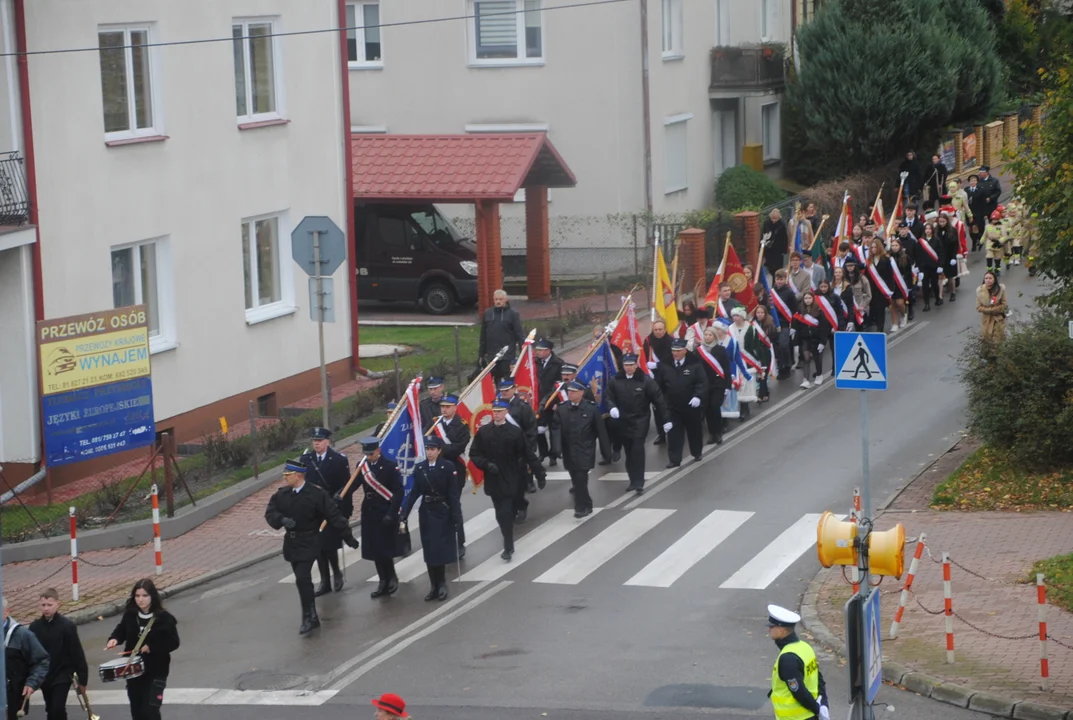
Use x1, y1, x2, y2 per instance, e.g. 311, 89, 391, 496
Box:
472, 0, 543, 62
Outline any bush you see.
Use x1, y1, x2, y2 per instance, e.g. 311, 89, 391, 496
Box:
959, 308, 1073, 469
714, 165, 786, 213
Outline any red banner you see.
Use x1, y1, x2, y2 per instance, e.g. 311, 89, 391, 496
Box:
457, 372, 496, 487
609, 302, 650, 375
704, 242, 756, 312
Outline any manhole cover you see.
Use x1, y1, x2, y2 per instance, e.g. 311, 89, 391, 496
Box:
358, 343, 411, 359
234, 670, 307, 691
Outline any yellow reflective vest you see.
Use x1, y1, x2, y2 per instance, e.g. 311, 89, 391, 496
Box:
770, 640, 819, 720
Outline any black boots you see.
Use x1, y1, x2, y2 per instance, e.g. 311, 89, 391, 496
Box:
370, 580, 388, 599
332, 574, 345, 592
314, 580, 331, 597
299, 605, 318, 635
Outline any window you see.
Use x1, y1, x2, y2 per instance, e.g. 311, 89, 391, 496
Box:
111, 239, 175, 353
98, 26, 159, 140
714, 0, 730, 46
470, 0, 543, 65
346, 2, 382, 66
762, 102, 781, 161
661, 0, 683, 59
663, 114, 690, 194
233, 19, 282, 122
241, 214, 294, 323
761, 0, 780, 41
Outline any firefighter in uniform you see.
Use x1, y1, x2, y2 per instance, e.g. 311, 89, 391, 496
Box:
606, 353, 670, 494
657, 338, 708, 468
431, 394, 470, 556
551, 381, 611, 518
419, 377, 446, 430
534, 338, 564, 462
499, 378, 542, 507
401, 436, 463, 601
264, 460, 348, 635
300, 427, 359, 596
766, 604, 829, 720
357, 437, 405, 599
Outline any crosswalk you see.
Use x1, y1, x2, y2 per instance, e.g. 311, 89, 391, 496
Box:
277, 505, 832, 592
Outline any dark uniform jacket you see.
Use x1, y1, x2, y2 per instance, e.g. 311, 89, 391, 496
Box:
643, 333, 674, 366
29, 613, 88, 688
301, 447, 354, 551
657, 355, 708, 411
507, 395, 539, 452
535, 353, 565, 400
915, 232, 945, 272
402, 459, 463, 567
358, 455, 404, 561
977, 174, 1002, 217
699, 344, 732, 395
107, 610, 180, 679
419, 395, 443, 431
4, 620, 49, 703
469, 421, 544, 500
432, 415, 470, 480
551, 399, 612, 471
265, 481, 348, 563
936, 224, 961, 274
966, 185, 988, 228
605, 371, 668, 440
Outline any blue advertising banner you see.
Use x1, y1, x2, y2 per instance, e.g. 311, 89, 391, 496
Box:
42, 376, 155, 467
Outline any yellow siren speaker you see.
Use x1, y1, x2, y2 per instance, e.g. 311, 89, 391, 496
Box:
868, 523, 906, 579
816, 511, 857, 568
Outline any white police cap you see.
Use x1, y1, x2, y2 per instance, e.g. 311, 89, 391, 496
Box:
766, 604, 801, 628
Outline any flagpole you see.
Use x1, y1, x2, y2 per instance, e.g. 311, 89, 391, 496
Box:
651, 233, 660, 322
886, 177, 906, 239
509, 329, 538, 376
808, 215, 830, 252
459, 345, 509, 400
670, 239, 681, 309
871, 183, 885, 226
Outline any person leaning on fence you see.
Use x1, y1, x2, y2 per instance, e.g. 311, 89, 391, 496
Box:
478, 289, 525, 383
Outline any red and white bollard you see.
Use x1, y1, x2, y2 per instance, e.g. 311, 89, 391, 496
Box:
890, 532, 926, 638
69, 507, 79, 601
151, 484, 162, 576
1038, 573, 1050, 690
943, 551, 955, 663
850, 488, 861, 594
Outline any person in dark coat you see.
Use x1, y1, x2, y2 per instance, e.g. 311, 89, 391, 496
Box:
105, 579, 179, 720
264, 460, 349, 633
771, 270, 799, 380
977, 166, 1002, 221
899, 151, 923, 205
697, 327, 731, 444
533, 338, 563, 462
300, 427, 358, 596
924, 153, 948, 211
551, 382, 612, 517
643, 320, 674, 444
539, 363, 595, 469
499, 378, 541, 504
355, 437, 405, 599
469, 401, 546, 560
29, 588, 88, 720
903, 206, 925, 242
606, 354, 670, 494
401, 437, 463, 602
965, 175, 988, 249
657, 338, 708, 468
4, 597, 49, 720
761, 208, 790, 279
478, 290, 525, 383
418, 377, 446, 431
429, 394, 470, 556
916, 221, 944, 310
935, 213, 962, 302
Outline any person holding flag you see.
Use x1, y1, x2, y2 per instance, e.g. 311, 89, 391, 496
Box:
532, 338, 563, 462
430, 394, 471, 557
606, 353, 670, 494
419, 377, 446, 430
356, 437, 405, 600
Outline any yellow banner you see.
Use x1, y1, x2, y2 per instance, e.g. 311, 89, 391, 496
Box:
38, 307, 152, 396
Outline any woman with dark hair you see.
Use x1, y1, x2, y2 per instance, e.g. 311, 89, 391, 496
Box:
791, 291, 828, 389
976, 270, 1008, 345
105, 579, 180, 720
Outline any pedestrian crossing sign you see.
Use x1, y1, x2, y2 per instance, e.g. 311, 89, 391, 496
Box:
863, 589, 883, 704
834, 332, 887, 391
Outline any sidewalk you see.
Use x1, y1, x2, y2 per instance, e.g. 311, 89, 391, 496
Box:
803, 444, 1073, 718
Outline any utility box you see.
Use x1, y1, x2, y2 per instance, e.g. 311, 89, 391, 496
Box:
742, 144, 764, 172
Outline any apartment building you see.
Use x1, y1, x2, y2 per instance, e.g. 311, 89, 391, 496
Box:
346, 0, 791, 275
0, 0, 353, 488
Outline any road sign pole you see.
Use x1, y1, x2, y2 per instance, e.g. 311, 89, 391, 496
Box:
860, 389, 871, 543
858, 390, 875, 720
313, 230, 329, 428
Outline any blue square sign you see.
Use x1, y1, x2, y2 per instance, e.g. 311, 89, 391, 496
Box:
863, 589, 883, 704
834, 332, 888, 391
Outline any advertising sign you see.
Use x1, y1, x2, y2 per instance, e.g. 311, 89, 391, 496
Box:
38, 306, 155, 467
962, 132, 978, 172
940, 139, 956, 174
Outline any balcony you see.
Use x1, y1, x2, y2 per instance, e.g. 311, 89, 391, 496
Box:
710, 45, 786, 92
0, 151, 30, 226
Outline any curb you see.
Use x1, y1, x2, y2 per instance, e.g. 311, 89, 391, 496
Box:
875, 432, 966, 513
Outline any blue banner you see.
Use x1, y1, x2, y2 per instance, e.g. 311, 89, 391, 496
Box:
576, 337, 618, 413
42, 376, 155, 467
378, 383, 424, 502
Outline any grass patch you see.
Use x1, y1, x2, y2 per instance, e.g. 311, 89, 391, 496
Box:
931, 445, 1073, 511
359, 325, 480, 381
1030, 553, 1073, 614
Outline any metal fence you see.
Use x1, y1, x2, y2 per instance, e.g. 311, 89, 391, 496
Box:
0, 151, 30, 226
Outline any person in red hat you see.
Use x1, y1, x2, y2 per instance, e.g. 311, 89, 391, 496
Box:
371, 692, 409, 719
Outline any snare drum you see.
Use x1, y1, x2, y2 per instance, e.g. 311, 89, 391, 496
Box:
99, 655, 145, 682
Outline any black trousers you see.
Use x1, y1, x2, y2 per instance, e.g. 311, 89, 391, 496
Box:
41, 681, 71, 720
373, 558, 397, 583
126, 675, 167, 720
291, 559, 315, 612
775, 328, 793, 377
704, 390, 725, 440
922, 270, 941, 303
316, 549, 341, 585
568, 468, 592, 511
513, 473, 529, 512
426, 564, 446, 589
620, 435, 646, 488
537, 433, 550, 459
667, 408, 703, 464
653, 406, 667, 440
492, 496, 515, 552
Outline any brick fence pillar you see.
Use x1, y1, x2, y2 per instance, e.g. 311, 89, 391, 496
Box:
677, 228, 706, 300
1003, 112, 1019, 153
475, 200, 504, 315
984, 120, 1004, 168
952, 129, 964, 173
524, 187, 551, 302
737, 211, 761, 269
973, 124, 986, 168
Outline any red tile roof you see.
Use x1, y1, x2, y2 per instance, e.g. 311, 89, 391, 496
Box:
351, 134, 577, 202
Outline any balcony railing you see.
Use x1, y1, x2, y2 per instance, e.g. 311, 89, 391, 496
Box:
710, 45, 786, 91
0, 151, 30, 226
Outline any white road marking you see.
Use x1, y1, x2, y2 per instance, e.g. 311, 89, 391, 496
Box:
460, 509, 602, 583
543, 471, 571, 481
625, 509, 754, 588
719, 513, 840, 590
373, 508, 500, 583
279, 518, 420, 584
68, 689, 339, 706
534, 508, 674, 585
597, 472, 658, 481
195, 577, 266, 602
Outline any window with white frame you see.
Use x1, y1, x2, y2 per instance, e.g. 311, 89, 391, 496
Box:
761, 0, 780, 41
470, 0, 543, 64
661, 0, 683, 58
233, 18, 282, 122
98, 26, 159, 140
346, 2, 382, 66
663, 114, 690, 194
111, 238, 175, 353
762, 102, 781, 161
241, 215, 294, 321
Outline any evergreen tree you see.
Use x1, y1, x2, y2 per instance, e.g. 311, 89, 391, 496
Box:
938, 0, 1002, 123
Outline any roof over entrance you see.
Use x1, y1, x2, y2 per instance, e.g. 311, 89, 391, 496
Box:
351, 133, 577, 203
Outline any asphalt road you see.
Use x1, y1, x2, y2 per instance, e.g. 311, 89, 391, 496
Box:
70, 265, 1043, 720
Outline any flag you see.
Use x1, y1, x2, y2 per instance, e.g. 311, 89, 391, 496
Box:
704, 241, 756, 311
609, 302, 651, 376
760, 266, 783, 328
511, 332, 539, 413
654, 248, 679, 331
793, 220, 803, 254
575, 335, 618, 413
870, 198, 886, 229
832, 192, 852, 261
378, 377, 425, 502
886, 179, 906, 239
456, 371, 496, 488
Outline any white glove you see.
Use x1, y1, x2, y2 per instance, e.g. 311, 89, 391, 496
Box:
688, 397, 701, 408
790, 328, 797, 339
605, 323, 616, 334
819, 702, 830, 720
817, 344, 824, 353
937, 268, 944, 275
609, 407, 620, 419
647, 361, 659, 370
957, 253, 964, 260
537, 426, 547, 434
950, 258, 957, 266
663, 422, 673, 432
846, 323, 855, 332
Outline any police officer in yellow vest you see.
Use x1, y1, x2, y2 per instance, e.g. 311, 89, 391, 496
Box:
767, 604, 830, 720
